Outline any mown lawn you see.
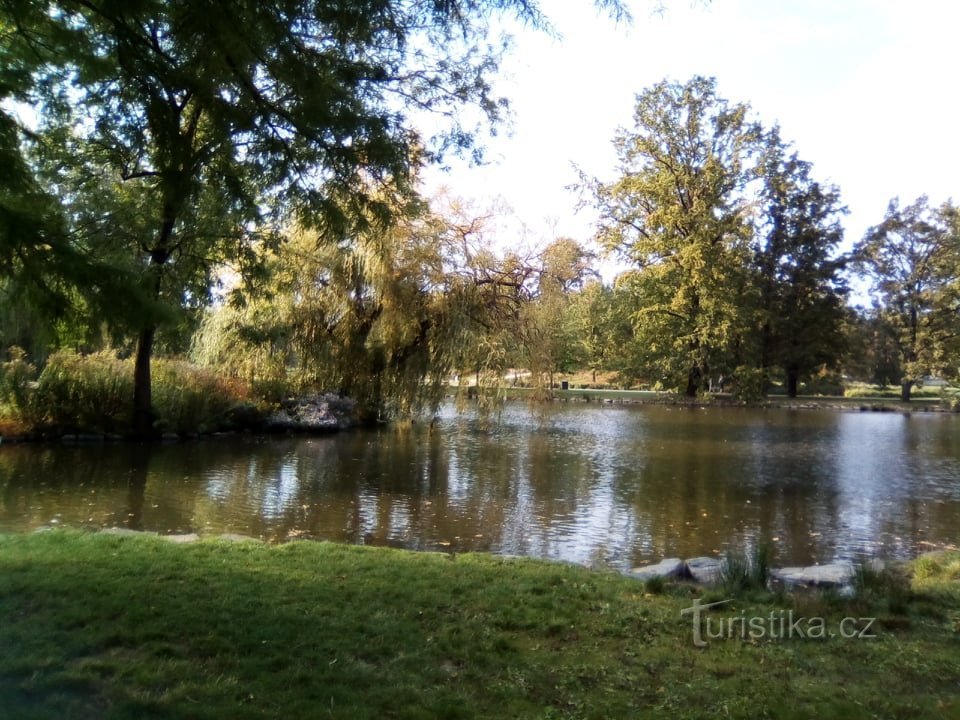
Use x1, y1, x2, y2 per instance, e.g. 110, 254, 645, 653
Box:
0, 531, 958, 719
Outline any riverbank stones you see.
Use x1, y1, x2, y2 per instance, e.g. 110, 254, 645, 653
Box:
685, 556, 723, 585
628, 558, 686, 581
771, 562, 855, 587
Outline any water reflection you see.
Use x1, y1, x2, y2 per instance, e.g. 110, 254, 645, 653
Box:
1, 404, 959, 569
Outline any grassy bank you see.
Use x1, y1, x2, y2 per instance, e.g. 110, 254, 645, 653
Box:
1, 532, 958, 719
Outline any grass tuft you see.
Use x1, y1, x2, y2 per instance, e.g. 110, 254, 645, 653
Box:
719, 542, 772, 595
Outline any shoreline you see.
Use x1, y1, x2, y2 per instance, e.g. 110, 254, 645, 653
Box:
3, 391, 955, 445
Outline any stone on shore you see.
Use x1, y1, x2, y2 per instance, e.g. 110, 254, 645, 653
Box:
685, 556, 723, 585
628, 558, 685, 581
771, 562, 855, 587
100, 527, 158, 537
160, 533, 200, 543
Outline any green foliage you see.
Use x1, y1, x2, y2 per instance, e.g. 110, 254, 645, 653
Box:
27, 351, 250, 434
854, 197, 960, 401
3, 0, 623, 434
150, 360, 250, 435
719, 542, 772, 594
841, 306, 903, 387
31, 351, 134, 433
588, 76, 762, 397
912, 553, 960, 583
730, 365, 766, 401
940, 388, 960, 412
799, 368, 846, 396
643, 574, 666, 594
584, 77, 850, 399
753, 128, 848, 397
0, 346, 35, 412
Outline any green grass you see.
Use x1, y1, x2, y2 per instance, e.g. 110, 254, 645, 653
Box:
1, 532, 959, 719
719, 543, 772, 595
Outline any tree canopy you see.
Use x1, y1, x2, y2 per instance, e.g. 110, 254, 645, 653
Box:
1, 0, 624, 433
854, 196, 960, 400
584, 76, 849, 397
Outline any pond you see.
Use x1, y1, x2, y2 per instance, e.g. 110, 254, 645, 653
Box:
2, 403, 959, 570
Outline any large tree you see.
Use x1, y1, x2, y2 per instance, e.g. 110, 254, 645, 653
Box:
854, 196, 960, 401
753, 128, 848, 397
3, 0, 625, 435
587, 76, 763, 396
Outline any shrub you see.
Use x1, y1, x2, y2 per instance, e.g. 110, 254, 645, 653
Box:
800, 369, 845, 396
644, 575, 666, 595
0, 346, 36, 413
854, 560, 912, 615
31, 350, 133, 433
731, 366, 767, 401
29, 351, 253, 435
152, 359, 249, 434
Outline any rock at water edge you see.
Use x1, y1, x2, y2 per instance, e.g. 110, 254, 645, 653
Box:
628, 558, 686, 581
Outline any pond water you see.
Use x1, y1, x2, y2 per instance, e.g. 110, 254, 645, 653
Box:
2, 403, 959, 570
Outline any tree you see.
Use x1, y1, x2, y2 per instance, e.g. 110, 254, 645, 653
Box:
4, 0, 626, 436
854, 196, 960, 401
586, 76, 762, 396
753, 129, 848, 397
516, 238, 596, 391
840, 306, 902, 388
566, 281, 618, 383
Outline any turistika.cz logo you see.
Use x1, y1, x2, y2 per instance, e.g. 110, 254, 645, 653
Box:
680, 598, 878, 647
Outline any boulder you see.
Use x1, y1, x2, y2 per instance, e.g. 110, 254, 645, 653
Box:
685, 556, 723, 585
628, 558, 686, 581
771, 562, 855, 587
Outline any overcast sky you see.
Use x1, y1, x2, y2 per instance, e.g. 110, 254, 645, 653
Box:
422, 0, 959, 265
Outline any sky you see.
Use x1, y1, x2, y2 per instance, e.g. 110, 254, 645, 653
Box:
421, 0, 960, 270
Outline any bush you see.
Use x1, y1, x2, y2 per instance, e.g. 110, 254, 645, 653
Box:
152, 359, 250, 434
800, 369, 845, 396
31, 350, 133, 433
0, 346, 36, 412
731, 366, 767, 401
29, 351, 254, 435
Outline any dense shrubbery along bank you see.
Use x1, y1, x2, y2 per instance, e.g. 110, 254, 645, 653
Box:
0, 349, 261, 437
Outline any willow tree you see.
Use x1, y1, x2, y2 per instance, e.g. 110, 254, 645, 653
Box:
516, 238, 596, 391
194, 202, 463, 421
587, 76, 762, 396
4, 0, 626, 436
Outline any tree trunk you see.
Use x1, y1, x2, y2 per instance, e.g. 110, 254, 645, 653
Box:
133, 326, 156, 438
900, 381, 912, 402
685, 365, 701, 398
786, 367, 799, 398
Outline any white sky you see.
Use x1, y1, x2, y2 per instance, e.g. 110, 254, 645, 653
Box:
422, 0, 960, 267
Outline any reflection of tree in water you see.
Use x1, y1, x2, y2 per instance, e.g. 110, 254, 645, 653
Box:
612, 409, 845, 567
2, 408, 960, 565
0, 443, 161, 531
